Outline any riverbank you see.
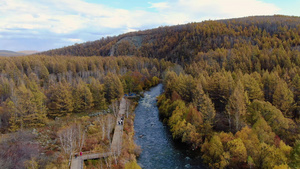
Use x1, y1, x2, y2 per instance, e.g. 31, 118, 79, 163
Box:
134, 84, 206, 169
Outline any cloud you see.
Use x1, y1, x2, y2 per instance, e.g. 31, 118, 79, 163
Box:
65, 38, 82, 43
148, 0, 280, 24
149, 2, 169, 10
0, 0, 280, 51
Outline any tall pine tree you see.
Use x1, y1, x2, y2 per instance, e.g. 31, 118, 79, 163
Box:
47, 83, 74, 118
226, 80, 246, 132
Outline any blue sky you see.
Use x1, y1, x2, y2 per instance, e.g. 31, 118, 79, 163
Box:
0, 0, 299, 52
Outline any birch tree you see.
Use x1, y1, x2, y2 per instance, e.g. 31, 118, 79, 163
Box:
226, 80, 246, 132
125, 98, 130, 118
110, 99, 120, 117
58, 124, 79, 167
106, 115, 114, 143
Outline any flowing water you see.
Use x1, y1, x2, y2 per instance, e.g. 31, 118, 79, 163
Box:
134, 84, 206, 169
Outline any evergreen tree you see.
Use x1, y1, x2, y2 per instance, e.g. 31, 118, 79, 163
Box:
72, 81, 94, 113
104, 73, 124, 103
199, 94, 216, 125
273, 79, 294, 117
291, 74, 300, 119
151, 76, 160, 86
7, 84, 44, 131
208, 71, 234, 112
227, 138, 247, 166
201, 135, 229, 169
176, 74, 197, 103
247, 100, 290, 137
290, 140, 300, 168
122, 71, 135, 93
193, 83, 216, 137
26, 80, 48, 127
253, 118, 275, 144
6, 99, 20, 132
262, 71, 279, 102
226, 80, 246, 132
163, 71, 178, 98
235, 126, 260, 167
243, 74, 264, 101
47, 83, 74, 118
89, 78, 106, 110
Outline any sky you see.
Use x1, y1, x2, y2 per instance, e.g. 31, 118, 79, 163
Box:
0, 0, 299, 52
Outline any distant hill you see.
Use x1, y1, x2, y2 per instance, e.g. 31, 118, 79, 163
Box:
0, 50, 25, 57
18, 50, 39, 55
0, 50, 39, 57
41, 15, 300, 63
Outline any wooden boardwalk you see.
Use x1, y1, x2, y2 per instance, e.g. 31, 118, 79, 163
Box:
71, 98, 126, 169
111, 97, 125, 154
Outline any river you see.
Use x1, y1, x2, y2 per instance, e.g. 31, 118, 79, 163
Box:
134, 84, 206, 169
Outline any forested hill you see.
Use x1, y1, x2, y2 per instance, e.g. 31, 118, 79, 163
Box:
41, 15, 300, 63
1, 15, 300, 168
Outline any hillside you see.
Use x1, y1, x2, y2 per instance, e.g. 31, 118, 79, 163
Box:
42, 15, 300, 63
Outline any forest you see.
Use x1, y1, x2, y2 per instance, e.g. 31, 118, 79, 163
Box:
1, 15, 300, 169
155, 16, 300, 168
0, 55, 172, 168
42, 15, 300, 64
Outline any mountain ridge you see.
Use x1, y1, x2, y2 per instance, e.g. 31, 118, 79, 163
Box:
0, 50, 39, 57
0, 50, 25, 57
18, 50, 39, 55
40, 15, 300, 63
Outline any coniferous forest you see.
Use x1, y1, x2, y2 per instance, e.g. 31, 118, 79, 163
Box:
0, 55, 169, 168
1, 15, 300, 168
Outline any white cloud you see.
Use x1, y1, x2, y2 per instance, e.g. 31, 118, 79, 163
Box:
125, 28, 138, 33
150, 0, 280, 24
65, 38, 82, 43
0, 0, 280, 51
149, 2, 169, 10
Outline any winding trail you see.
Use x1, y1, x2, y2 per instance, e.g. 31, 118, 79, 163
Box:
71, 97, 126, 169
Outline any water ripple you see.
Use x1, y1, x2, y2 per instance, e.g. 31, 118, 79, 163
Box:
134, 84, 206, 169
